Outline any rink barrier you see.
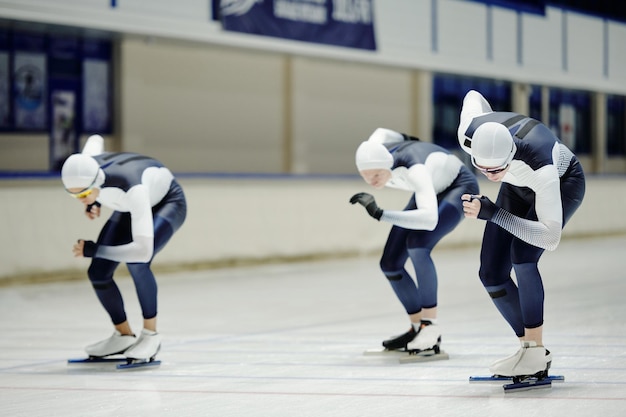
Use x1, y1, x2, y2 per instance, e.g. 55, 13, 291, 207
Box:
0, 174, 624, 284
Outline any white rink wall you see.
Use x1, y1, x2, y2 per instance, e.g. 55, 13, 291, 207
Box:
0, 175, 624, 282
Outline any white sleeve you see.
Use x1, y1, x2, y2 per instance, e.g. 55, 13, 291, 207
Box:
95, 185, 155, 263
379, 165, 439, 230
492, 167, 563, 251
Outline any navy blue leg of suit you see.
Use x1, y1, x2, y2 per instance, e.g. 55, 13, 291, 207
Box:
126, 216, 175, 320
379, 183, 471, 315
88, 213, 128, 325
479, 164, 585, 336
87, 183, 187, 325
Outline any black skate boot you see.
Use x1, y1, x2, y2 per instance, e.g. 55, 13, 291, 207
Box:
382, 327, 417, 350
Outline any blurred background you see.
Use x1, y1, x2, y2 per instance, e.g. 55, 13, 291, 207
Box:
0, 0, 624, 282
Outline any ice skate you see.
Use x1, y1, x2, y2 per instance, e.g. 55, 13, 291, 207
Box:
406, 320, 441, 353
84, 330, 137, 358
381, 327, 417, 350
471, 343, 559, 392
363, 327, 417, 356
489, 341, 551, 378
397, 320, 448, 363
469, 373, 564, 393
383, 321, 447, 363
124, 329, 161, 362
365, 321, 448, 363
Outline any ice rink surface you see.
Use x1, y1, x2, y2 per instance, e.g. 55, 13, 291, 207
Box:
1, 235, 625, 417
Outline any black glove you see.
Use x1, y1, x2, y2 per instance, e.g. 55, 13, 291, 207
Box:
86, 201, 101, 213
82, 240, 99, 258
349, 192, 383, 220
477, 196, 498, 221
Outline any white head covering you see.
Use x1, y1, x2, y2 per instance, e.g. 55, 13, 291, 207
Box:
471, 122, 517, 168
367, 128, 404, 144
61, 153, 104, 190
458, 90, 494, 155
81, 134, 104, 156
355, 141, 393, 171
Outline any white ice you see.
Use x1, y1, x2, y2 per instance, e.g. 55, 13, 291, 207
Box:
1, 235, 625, 417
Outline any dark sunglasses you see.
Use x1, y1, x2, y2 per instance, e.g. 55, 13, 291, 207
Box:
475, 164, 509, 175
471, 157, 510, 174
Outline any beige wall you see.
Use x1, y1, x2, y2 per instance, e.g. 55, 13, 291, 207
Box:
119, 39, 286, 173
290, 57, 415, 174
0, 134, 49, 171
118, 37, 419, 176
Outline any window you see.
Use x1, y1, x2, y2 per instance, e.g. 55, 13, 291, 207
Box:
607, 95, 626, 156
548, 88, 592, 154
433, 74, 512, 150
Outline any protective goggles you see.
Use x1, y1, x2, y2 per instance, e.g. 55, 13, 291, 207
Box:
65, 175, 98, 199
472, 161, 509, 175
471, 139, 515, 175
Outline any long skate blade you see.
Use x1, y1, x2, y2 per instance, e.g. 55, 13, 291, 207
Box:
68, 357, 127, 364
469, 375, 564, 383
363, 348, 409, 356
503, 378, 552, 392
398, 350, 449, 364
116, 359, 161, 370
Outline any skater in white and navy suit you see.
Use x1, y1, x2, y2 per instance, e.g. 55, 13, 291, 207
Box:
458, 90, 585, 377
61, 135, 187, 362
350, 128, 479, 352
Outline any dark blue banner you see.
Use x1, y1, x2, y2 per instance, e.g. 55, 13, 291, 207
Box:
466, 0, 546, 15
217, 0, 376, 51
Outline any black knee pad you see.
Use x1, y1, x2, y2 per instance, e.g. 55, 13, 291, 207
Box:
488, 288, 507, 299
384, 273, 403, 281
87, 266, 114, 290
91, 281, 114, 290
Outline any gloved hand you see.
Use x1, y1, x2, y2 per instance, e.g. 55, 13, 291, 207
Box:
477, 196, 498, 221
349, 192, 383, 220
82, 240, 99, 257
85, 201, 101, 220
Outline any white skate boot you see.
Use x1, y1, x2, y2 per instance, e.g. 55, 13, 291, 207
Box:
124, 329, 161, 361
85, 331, 137, 358
405, 321, 441, 352
489, 341, 552, 377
